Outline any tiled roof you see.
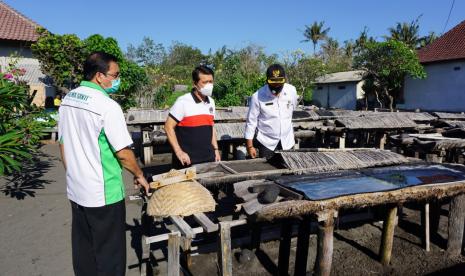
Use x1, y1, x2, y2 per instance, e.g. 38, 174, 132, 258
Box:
418, 20, 465, 64
0, 1, 41, 42
315, 70, 366, 84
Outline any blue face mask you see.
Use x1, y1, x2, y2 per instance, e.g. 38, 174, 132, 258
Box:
105, 78, 121, 94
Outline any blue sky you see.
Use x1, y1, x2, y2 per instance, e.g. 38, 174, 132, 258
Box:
5, 0, 465, 56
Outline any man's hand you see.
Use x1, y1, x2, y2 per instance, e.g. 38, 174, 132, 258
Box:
134, 174, 151, 196
214, 149, 221, 162
175, 149, 191, 166
247, 146, 257, 159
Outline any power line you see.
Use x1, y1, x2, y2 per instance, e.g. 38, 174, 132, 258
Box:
442, 0, 455, 34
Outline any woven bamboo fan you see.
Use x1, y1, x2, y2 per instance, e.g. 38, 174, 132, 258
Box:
147, 170, 216, 217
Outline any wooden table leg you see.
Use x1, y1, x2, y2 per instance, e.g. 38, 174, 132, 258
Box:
315, 215, 335, 276
168, 232, 180, 276
278, 219, 293, 276
218, 222, 232, 276
424, 203, 430, 252
447, 194, 465, 255
142, 128, 153, 165
379, 206, 397, 265
294, 216, 311, 276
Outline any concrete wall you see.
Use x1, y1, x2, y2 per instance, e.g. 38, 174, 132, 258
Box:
400, 60, 465, 112
313, 82, 361, 110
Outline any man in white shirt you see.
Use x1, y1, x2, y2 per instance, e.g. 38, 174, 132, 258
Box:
245, 64, 298, 159
58, 52, 150, 276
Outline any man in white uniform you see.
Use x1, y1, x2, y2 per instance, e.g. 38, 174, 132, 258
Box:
245, 64, 298, 159
58, 52, 150, 276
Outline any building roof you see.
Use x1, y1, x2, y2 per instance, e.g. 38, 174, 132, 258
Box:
314, 70, 365, 84
0, 1, 41, 42
0, 57, 49, 85
418, 20, 465, 64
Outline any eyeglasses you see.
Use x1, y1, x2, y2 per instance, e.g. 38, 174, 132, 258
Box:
103, 72, 120, 79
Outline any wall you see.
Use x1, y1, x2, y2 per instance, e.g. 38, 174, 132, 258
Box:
0, 40, 33, 58
313, 82, 359, 110
401, 60, 465, 112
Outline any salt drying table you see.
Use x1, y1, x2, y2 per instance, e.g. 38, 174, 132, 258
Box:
191, 148, 409, 187
140, 149, 465, 276
390, 133, 465, 164
245, 163, 465, 276
127, 107, 319, 164
140, 148, 410, 275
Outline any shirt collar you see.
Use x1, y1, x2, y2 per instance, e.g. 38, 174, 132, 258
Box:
80, 81, 109, 97
191, 91, 210, 104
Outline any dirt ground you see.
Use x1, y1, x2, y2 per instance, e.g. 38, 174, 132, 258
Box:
1, 144, 465, 275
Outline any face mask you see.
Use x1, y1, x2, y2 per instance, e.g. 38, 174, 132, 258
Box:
199, 83, 213, 97
105, 78, 121, 94
269, 84, 284, 95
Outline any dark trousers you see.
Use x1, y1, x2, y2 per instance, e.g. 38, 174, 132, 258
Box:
71, 200, 126, 276
256, 140, 282, 159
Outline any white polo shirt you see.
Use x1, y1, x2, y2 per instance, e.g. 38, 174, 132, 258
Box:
58, 81, 133, 207
245, 83, 298, 150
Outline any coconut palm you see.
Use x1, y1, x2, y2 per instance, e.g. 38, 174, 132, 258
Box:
386, 17, 421, 48
418, 32, 438, 48
302, 21, 330, 55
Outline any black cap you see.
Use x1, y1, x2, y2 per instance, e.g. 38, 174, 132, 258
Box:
266, 64, 286, 84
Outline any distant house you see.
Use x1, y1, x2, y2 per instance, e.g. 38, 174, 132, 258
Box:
0, 2, 55, 106
399, 20, 465, 113
313, 70, 365, 110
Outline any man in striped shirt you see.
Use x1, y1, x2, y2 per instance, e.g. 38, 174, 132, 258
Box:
164, 66, 221, 169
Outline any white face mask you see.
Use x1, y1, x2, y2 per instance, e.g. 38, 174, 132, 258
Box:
199, 83, 213, 97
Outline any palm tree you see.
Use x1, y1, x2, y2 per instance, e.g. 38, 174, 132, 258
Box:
418, 32, 438, 48
302, 21, 330, 55
321, 37, 340, 59
354, 27, 376, 56
386, 17, 421, 48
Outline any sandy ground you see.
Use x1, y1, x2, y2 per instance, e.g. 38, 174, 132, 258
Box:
0, 144, 146, 276
1, 144, 465, 276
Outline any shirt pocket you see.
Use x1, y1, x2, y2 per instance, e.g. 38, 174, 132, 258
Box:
261, 101, 278, 118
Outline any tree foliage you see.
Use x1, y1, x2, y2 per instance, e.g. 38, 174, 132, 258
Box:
354, 40, 426, 110
32, 30, 147, 109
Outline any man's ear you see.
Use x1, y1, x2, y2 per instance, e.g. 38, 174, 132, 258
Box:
94, 72, 104, 85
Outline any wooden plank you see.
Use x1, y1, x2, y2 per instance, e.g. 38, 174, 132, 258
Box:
170, 216, 196, 239
447, 194, 465, 255
278, 219, 292, 276
218, 222, 232, 276
379, 206, 397, 265
220, 162, 239, 174
150, 168, 197, 189
294, 216, 311, 276
168, 232, 180, 276
193, 213, 218, 233
315, 215, 335, 276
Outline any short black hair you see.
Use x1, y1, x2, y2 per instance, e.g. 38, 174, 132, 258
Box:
192, 65, 214, 84
83, 51, 119, 81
